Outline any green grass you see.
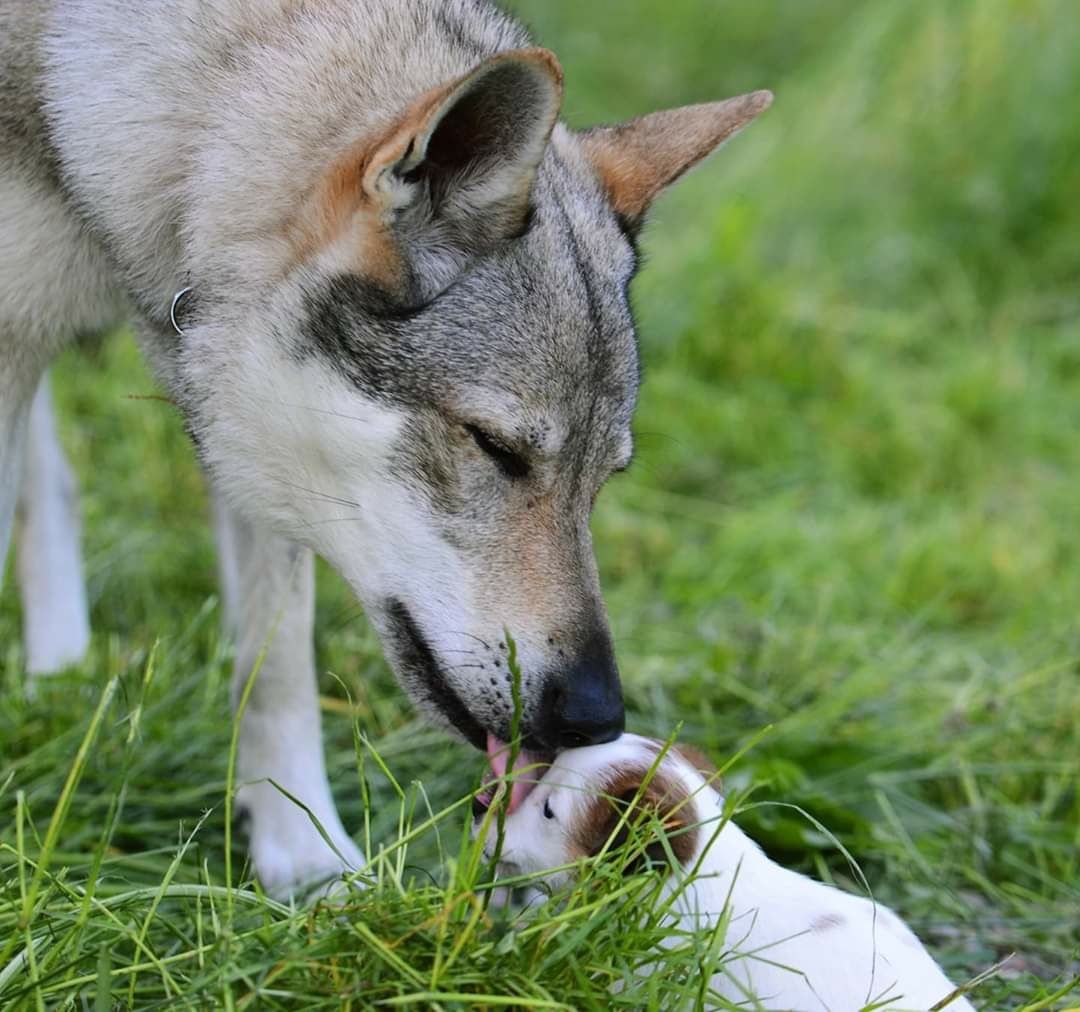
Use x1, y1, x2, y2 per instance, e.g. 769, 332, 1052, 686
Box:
3, 0, 1080, 1007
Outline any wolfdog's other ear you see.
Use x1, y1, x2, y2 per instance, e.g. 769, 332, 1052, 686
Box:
364, 48, 563, 242
580, 90, 772, 233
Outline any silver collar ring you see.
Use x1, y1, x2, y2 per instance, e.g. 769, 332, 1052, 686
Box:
169, 287, 193, 336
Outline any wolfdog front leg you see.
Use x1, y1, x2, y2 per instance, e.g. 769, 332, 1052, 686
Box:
212, 492, 364, 897
16, 373, 91, 677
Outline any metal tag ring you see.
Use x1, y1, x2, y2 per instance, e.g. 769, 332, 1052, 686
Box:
169, 286, 193, 336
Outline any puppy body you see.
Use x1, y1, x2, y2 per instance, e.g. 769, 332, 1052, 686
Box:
479, 734, 974, 1011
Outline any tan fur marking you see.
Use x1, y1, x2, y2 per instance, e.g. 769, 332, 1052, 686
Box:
286, 47, 563, 285
581, 90, 773, 221
285, 81, 452, 285
477, 490, 575, 627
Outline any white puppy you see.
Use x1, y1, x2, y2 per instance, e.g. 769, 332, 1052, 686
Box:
475, 734, 975, 1011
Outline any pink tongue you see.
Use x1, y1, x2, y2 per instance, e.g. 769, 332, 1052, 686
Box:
485, 733, 543, 814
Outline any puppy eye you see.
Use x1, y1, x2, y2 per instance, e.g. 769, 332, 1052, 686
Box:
465, 424, 529, 479
543, 798, 555, 820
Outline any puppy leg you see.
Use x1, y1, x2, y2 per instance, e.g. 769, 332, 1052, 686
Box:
213, 491, 364, 898
16, 373, 91, 677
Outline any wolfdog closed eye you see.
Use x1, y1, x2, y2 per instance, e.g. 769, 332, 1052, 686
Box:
0, 0, 770, 896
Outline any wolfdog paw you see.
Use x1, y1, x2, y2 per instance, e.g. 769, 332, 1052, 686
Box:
250, 827, 366, 902
237, 788, 366, 902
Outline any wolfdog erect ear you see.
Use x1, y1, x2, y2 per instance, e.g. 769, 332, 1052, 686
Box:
580, 90, 773, 233
297, 48, 562, 306
363, 47, 563, 236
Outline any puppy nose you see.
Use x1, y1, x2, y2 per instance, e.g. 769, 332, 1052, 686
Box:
540, 630, 624, 749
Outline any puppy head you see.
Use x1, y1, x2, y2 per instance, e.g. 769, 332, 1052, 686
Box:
475, 733, 707, 892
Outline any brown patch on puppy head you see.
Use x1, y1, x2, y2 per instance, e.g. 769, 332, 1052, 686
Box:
571, 762, 699, 873
811, 912, 845, 933
579, 90, 772, 231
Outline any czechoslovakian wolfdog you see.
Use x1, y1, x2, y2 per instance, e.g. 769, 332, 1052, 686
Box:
0, 0, 770, 896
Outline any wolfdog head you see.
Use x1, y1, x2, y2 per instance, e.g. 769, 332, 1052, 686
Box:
184, 45, 769, 784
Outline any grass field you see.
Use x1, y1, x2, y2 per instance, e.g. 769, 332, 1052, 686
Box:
2, 0, 1079, 1007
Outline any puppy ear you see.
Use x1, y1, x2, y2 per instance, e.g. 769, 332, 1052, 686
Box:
295, 49, 562, 307
579, 90, 772, 234
576, 766, 699, 874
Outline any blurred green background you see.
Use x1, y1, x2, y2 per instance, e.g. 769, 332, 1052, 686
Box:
3, 0, 1078, 1005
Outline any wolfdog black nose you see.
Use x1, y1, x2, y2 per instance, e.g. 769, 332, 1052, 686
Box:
539, 630, 624, 749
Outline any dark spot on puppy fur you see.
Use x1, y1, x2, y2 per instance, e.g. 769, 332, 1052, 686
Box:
811, 912, 844, 933
572, 762, 698, 873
